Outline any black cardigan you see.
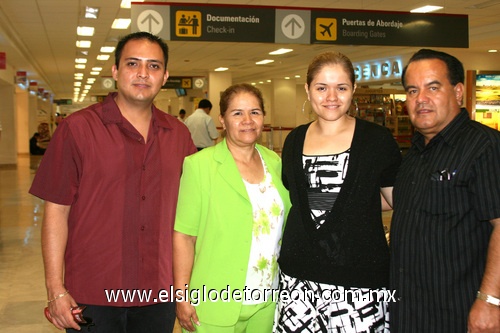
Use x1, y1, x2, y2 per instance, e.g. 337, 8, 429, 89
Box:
278, 118, 402, 288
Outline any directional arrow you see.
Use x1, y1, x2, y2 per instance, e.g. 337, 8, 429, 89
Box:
284, 17, 302, 37
141, 13, 160, 32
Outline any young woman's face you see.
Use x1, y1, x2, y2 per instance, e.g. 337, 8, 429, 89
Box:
306, 64, 355, 122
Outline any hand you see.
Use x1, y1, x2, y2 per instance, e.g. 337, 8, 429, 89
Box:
468, 299, 500, 333
176, 301, 200, 332
46, 293, 81, 330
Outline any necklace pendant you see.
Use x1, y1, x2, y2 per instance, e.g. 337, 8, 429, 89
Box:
259, 184, 266, 193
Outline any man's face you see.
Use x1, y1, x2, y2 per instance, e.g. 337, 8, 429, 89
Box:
404, 58, 463, 143
112, 39, 168, 105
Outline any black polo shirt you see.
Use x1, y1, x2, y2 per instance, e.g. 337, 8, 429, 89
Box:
390, 108, 500, 333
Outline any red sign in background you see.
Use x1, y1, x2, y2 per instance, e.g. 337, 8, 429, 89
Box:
0, 52, 6, 69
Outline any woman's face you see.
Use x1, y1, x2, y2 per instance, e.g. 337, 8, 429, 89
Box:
219, 92, 264, 148
306, 64, 356, 122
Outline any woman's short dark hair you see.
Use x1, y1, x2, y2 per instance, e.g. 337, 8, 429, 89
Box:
219, 83, 266, 117
114, 31, 169, 71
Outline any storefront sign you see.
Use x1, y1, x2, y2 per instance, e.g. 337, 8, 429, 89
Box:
132, 3, 468, 48
354, 57, 403, 83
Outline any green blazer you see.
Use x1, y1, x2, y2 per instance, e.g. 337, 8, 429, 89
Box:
174, 139, 291, 326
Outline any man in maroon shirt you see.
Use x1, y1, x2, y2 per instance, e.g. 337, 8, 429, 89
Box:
30, 32, 196, 332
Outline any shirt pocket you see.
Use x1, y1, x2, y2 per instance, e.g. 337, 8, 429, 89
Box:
422, 180, 468, 217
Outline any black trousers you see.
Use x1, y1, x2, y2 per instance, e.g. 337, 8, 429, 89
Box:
66, 302, 176, 333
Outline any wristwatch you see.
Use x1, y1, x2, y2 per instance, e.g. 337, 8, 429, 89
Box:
477, 291, 500, 307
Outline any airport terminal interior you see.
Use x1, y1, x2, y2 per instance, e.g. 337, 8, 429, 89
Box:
1, 0, 500, 331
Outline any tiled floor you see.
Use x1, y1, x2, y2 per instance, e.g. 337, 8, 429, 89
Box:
0, 155, 182, 332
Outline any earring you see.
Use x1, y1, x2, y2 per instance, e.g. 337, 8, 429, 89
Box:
302, 100, 309, 114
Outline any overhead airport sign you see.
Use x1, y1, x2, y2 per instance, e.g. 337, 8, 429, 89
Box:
131, 3, 468, 48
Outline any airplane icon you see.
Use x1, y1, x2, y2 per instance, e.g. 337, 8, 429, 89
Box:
320, 23, 333, 37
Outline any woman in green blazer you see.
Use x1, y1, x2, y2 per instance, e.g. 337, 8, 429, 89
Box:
174, 83, 291, 333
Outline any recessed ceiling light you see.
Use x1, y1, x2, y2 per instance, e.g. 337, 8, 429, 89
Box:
269, 48, 293, 55
120, 0, 144, 8
410, 5, 443, 13
76, 41, 91, 48
85, 6, 99, 19
112, 19, 131, 29
256, 59, 274, 65
77, 26, 95, 36
214, 67, 228, 71
97, 54, 110, 61
100, 46, 115, 53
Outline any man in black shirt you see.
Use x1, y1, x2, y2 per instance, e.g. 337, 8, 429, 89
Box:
390, 49, 500, 333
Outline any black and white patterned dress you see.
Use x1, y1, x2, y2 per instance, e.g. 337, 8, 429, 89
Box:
274, 151, 390, 333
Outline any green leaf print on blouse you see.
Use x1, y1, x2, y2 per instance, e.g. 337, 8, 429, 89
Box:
253, 210, 271, 237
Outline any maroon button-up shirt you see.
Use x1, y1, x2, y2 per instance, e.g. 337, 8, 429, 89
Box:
30, 93, 196, 306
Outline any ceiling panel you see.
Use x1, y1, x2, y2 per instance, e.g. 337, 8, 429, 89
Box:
0, 0, 499, 103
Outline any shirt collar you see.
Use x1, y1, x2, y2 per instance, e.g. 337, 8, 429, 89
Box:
100, 92, 175, 130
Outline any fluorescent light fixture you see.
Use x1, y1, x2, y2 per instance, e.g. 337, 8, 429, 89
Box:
410, 5, 443, 13
85, 6, 99, 19
76, 41, 91, 48
75, 58, 87, 64
97, 54, 110, 61
74, 88, 80, 92
74, 73, 84, 77
295, 75, 301, 78
112, 19, 131, 29
77, 26, 95, 36
92, 67, 103, 72
84, 85, 92, 90
269, 48, 293, 55
87, 78, 96, 83
256, 59, 274, 65
90, 71, 100, 75
83, 90, 89, 94
100, 46, 115, 53
75, 64, 86, 69
75, 76, 83, 80
214, 67, 228, 71
284, 76, 291, 79
488, 49, 498, 53
267, 80, 272, 83
120, 0, 144, 8
74, 82, 82, 87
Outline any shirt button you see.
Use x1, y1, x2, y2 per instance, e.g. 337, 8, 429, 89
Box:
142, 195, 146, 200
141, 226, 145, 231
